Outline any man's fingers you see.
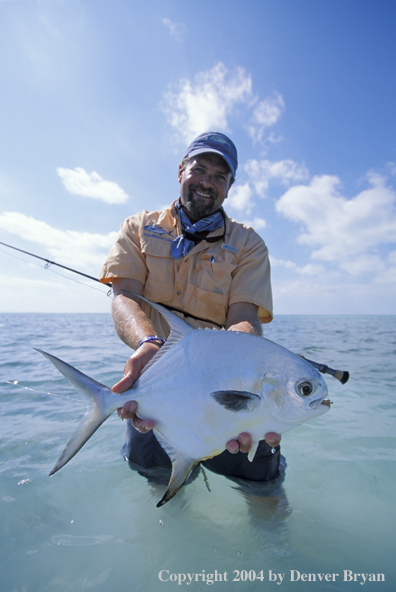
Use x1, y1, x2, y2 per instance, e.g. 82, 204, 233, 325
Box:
227, 432, 280, 454
226, 439, 240, 454
112, 373, 135, 394
264, 432, 282, 447
226, 433, 252, 454
117, 400, 138, 419
116, 400, 155, 433
238, 432, 252, 453
131, 416, 155, 433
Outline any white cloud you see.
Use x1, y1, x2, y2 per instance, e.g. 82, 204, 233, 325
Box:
238, 216, 267, 230
275, 172, 396, 277
250, 217, 267, 230
226, 158, 309, 221
387, 250, 396, 265
270, 257, 324, 275
270, 257, 297, 270
386, 161, 396, 177
227, 182, 254, 213
245, 159, 309, 197
162, 17, 185, 41
161, 63, 252, 143
248, 93, 285, 143
0, 211, 117, 271
57, 167, 129, 204
160, 62, 284, 145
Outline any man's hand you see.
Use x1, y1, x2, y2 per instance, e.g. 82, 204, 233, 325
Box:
113, 342, 160, 433
226, 432, 281, 453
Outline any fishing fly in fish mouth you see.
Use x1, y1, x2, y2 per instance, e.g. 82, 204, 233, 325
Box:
33, 131, 346, 506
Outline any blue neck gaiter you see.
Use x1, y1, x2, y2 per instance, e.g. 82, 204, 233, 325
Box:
171, 202, 224, 259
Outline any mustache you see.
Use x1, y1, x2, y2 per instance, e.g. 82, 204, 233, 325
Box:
188, 185, 217, 200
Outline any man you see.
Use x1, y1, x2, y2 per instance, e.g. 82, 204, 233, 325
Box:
100, 132, 282, 485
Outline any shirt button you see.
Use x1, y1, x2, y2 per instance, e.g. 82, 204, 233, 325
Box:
177, 290, 181, 296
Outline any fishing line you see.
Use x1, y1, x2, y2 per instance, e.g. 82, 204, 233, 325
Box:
0, 245, 108, 294
0, 244, 111, 296
3, 380, 84, 403
200, 466, 212, 492
0, 240, 112, 294
43, 265, 110, 294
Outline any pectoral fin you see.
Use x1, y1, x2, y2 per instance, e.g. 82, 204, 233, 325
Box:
211, 390, 261, 412
154, 432, 198, 507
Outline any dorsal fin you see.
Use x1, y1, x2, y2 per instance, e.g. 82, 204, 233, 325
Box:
121, 291, 195, 376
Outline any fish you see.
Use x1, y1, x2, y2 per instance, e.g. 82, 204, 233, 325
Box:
36, 294, 331, 507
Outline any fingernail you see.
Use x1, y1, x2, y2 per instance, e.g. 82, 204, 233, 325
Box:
240, 436, 249, 446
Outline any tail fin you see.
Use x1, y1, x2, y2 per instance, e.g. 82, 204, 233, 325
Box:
35, 349, 117, 475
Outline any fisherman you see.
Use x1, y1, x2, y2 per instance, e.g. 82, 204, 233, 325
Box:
99, 132, 282, 486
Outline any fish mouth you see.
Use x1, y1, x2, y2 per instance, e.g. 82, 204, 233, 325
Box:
310, 398, 332, 409
321, 399, 332, 407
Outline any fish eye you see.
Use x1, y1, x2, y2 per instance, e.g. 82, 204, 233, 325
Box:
296, 381, 314, 397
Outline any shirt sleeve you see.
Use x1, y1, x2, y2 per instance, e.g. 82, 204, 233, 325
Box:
228, 229, 273, 323
99, 214, 148, 284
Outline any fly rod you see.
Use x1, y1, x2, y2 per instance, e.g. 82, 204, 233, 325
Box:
298, 356, 349, 384
0, 240, 111, 286
1, 239, 349, 383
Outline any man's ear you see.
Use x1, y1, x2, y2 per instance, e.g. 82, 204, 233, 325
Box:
226, 176, 234, 198
178, 163, 183, 183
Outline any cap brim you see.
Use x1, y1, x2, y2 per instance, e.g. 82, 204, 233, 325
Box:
186, 148, 235, 178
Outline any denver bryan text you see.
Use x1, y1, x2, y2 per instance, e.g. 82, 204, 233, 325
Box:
289, 570, 385, 585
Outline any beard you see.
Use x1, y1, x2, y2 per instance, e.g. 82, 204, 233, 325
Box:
182, 187, 218, 220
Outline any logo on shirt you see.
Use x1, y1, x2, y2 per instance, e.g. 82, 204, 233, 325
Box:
144, 225, 174, 243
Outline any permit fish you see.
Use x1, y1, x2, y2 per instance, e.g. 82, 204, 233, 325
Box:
36, 295, 331, 507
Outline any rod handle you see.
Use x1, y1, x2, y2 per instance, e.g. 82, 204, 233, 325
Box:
299, 356, 350, 384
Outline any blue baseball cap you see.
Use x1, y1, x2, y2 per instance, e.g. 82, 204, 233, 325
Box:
183, 132, 238, 179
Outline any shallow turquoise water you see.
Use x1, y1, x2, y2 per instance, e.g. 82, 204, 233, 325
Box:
0, 314, 395, 591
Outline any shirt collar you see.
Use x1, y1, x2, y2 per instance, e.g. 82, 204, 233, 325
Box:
157, 199, 231, 238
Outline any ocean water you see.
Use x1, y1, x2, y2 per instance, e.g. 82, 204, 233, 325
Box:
0, 313, 395, 591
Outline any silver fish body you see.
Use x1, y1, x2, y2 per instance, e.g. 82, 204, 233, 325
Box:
37, 295, 330, 506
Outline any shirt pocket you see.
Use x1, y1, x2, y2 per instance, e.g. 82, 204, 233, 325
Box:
195, 254, 236, 297
181, 254, 237, 326
140, 232, 175, 300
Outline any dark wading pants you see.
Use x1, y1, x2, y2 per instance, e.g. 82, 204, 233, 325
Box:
122, 420, 283, 490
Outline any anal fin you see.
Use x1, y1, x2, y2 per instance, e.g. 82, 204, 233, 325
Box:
154, 431, 198, 507
156, 454, 199, 507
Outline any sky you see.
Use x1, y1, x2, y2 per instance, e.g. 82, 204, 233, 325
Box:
0, 0, 396, 315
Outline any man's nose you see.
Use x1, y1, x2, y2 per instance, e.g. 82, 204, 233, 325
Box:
200, 174, 214, 188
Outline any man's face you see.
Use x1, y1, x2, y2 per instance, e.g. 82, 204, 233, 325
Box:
178, 153, 233, 222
